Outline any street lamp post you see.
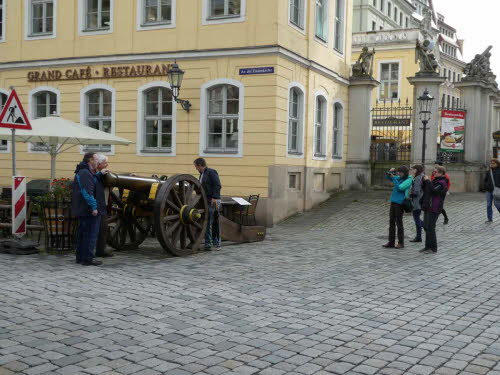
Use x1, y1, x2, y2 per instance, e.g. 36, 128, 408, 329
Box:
417, 89, 434, 166
167, 62, 191, 112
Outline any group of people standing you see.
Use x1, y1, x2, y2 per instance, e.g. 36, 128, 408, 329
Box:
383, 159, 500, 254
384, 164, 449, 253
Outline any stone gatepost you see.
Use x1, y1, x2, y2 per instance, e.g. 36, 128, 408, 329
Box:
407, 73, 446, 167
346, 77, 379, 189
454, 80, 498, 164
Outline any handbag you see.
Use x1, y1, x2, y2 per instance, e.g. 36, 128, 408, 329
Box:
490, 169, 500, 200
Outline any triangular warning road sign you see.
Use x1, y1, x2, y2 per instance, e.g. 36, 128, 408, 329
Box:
0, 90, 32, 130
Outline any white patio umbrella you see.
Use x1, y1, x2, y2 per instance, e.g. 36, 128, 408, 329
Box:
0, 115, 133, 180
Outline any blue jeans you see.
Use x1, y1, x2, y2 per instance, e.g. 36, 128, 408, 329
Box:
486, 192, 500, 221
76, 216, 101, 263
412, 209, 423, 240
205, 200, 221, 248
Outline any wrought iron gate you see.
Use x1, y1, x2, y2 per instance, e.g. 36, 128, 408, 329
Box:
370, 99, 413, 162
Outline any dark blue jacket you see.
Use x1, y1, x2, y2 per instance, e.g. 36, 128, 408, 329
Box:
71, 162, 107, 217
199, 167, 221, 200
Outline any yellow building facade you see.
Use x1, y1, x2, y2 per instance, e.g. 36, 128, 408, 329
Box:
0, 0, 353, 226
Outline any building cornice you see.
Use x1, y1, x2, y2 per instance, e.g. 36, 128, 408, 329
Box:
0, 45, 351, 86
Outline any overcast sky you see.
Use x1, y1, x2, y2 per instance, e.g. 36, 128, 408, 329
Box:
434, 0, 500, 76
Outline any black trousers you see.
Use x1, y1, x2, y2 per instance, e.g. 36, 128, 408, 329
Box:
389, 202, 404, 245
423, 211, 440, 251
442, 209, 448, 221
95, 215, 110, 257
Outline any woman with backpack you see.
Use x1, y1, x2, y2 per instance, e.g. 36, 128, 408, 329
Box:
409, 165, 425, 243
420, 166, 448, 254
484, 159, 500, 223
383, 166, 413, 249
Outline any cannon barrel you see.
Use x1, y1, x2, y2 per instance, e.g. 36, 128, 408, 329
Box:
103, 173, 164, 193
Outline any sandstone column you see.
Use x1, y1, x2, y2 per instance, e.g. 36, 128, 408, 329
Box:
346, 77, 379, 189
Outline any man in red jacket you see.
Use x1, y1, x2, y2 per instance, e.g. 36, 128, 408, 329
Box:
431, 163, 451, 224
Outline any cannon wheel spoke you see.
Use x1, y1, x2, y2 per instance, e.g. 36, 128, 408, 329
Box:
107, 215, 151, 251
154, 174, 208, 256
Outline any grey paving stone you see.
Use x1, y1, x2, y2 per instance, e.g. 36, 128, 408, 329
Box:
1, 192, 499, 375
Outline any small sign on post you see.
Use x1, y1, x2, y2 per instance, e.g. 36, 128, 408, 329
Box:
12, 176, 27, 237
0, 89, 32, 177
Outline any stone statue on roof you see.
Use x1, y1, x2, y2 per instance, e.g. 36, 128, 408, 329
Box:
352, 47, 375, 78
415, 39, 439, 74
464, 46, 496, 84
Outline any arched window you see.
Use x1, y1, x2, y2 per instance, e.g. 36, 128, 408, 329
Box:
32, 90, 58, 151
34, 91, 57, 118
332, 102, 344, 159
143, 87, 173, 151
206, 84, 240, 153
0, 92, 7, 150
85, 88, 112, 152
314, 95, 327, 157
288, 86, 304, 155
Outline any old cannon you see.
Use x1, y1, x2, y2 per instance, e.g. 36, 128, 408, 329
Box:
103, 172, 266, 256
103, 173, 208, 256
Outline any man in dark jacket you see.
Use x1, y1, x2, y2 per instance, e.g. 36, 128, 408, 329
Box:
484, 159, 500, 223
94, 154, 113, 258
420, 166, 448, 254
71, 153, 107, 265
194, 158, 222, 251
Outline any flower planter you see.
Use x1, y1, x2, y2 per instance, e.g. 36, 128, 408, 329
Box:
41, 199, 77, 254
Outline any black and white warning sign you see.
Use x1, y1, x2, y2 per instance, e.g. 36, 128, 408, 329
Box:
0, 90, 32, 130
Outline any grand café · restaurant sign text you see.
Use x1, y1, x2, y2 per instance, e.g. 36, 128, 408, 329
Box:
27, 63, 171, 82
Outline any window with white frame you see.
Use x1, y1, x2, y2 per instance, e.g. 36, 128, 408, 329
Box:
380, 0, 384, 12
393, 6, 397, 21
85, 89, 112, 152
84, 0, 110, 31
0, 93, 7, 150
372, 21, 376, 31
142, 87, 174, 152
387, 2, 391, 16
290, 0, 305, 29
315, 0, 328, 41
209, 0, 240, 18
205, 85, 240, 153
30, 0, 54, 36
31, 91, 57, 151
332, 102, 343, 158
333, 0, 344, 53
379, 63, 399, 100
405, 16, 409, 28
142, 0, 172, 25
314, 96, 327, 157
288, 87, 303, 154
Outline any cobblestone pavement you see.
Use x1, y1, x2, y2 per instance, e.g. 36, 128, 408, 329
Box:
1, 191, 500, 375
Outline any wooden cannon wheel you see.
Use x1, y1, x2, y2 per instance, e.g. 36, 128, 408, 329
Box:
153, 174, 208, 256
107, 188, 151, 251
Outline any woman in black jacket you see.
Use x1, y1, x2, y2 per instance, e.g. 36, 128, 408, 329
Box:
484, 159, 500, 223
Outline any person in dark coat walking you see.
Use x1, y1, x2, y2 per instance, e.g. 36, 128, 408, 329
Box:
484, 159, 500, 223
194, 158, 222, 251
420, 166, 448, 254
71, 153, 107, 265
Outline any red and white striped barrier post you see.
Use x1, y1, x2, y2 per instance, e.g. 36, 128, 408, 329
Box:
12, 176, 27, 236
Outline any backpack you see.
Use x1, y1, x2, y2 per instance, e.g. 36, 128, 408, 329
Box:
491, 169, 500, 200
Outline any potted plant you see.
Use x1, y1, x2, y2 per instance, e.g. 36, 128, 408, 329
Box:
34, 178, 77, 253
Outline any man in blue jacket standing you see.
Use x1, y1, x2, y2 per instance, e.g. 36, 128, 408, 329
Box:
383, 166, 413, 249
71, 153, 107, 266
194, 158, 222, 251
